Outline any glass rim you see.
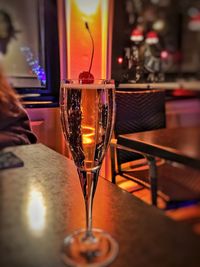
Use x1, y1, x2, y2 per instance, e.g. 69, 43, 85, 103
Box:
61, 78, 114, 82
61, 79, 115, 89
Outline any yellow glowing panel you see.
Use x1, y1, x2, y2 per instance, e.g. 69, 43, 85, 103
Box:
65, 0, 109, 79
82, 126, 95, 145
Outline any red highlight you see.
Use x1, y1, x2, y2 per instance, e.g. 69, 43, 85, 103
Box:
161, 50, 169, 59
117, 57, 123, 64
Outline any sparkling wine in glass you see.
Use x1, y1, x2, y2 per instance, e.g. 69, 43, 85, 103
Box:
60, 79, 118, 266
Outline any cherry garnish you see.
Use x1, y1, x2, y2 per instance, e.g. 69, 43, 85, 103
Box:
79, 71, 94, 84
78, 22, 94, 84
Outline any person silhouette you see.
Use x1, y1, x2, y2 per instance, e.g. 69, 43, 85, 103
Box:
0, 9, 18, 55
0, 67, 37, 149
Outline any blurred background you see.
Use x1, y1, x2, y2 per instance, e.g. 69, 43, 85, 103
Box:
112, 0, 200, 84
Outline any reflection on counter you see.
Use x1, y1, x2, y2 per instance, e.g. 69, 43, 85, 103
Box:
26, 187, 46, 236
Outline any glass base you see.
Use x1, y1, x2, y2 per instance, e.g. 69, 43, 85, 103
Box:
62, 228, 119, 267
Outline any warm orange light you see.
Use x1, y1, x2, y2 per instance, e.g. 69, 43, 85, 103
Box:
82, 136, 93, 145
82, 126, 95, 145
65, 0, 110, 79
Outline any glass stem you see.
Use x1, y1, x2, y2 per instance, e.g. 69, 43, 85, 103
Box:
78, 168, 100, 239
85, 171, 94, 237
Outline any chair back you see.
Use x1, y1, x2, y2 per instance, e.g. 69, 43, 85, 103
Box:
115, 89, 166, 167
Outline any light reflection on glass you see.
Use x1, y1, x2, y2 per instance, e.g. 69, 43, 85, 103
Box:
27, 188, 46, 236
82, 126, 95, 145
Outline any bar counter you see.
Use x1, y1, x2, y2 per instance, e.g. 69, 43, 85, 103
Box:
0, 144, 200, 267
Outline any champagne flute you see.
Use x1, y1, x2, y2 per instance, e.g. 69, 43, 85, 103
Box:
60, 79, 118, 266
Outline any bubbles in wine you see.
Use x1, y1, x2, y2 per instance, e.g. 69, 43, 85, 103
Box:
61, 87, 114, 171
